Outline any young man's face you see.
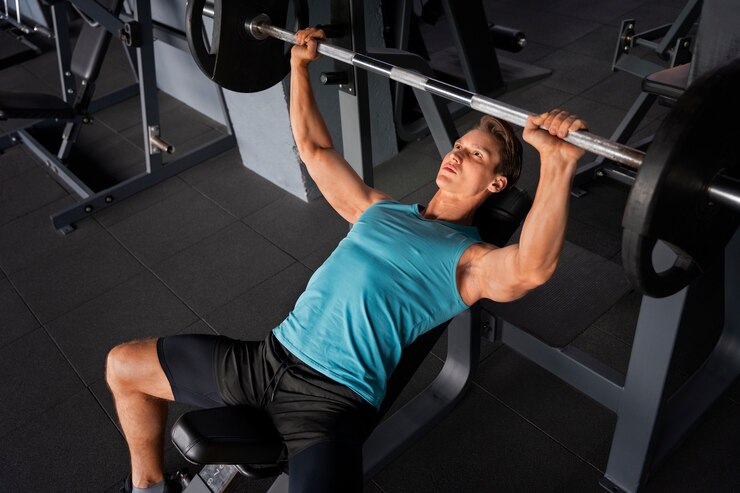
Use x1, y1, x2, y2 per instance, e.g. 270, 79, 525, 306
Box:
435, 128, 505, 197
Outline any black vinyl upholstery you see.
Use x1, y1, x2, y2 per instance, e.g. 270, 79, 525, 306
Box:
642, 63, 690, 100
172, 405, 283, 466
474, 186, 532, 246
0, 92, 76, 120
70, 0, 124, 82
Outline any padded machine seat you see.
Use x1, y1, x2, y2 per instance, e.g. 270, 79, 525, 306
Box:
171, 186, 533, 472
172, 405, 283, 467
642, 62, 690, 100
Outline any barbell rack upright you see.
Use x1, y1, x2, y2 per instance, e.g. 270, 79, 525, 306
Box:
249, 18, 740, 214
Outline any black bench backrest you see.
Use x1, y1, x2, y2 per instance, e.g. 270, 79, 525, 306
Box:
70, 0, 124, 83
474, 185, 533, 247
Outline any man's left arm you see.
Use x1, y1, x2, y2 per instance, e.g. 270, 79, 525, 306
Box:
473, 110, 588, 303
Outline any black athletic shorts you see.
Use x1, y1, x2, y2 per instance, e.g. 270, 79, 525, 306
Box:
156, 332, 378, 459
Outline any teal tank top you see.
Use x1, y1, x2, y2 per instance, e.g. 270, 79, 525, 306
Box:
273, 200, 482, 408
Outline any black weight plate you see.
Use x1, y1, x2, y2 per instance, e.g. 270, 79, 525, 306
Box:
188, 0, 291, 93
622, 56, 740, 297
186, 0, 216, 78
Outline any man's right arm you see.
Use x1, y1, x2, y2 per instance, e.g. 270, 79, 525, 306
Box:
289, 28, 390, 223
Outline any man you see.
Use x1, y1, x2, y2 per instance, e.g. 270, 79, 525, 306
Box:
107, 27, 587, 493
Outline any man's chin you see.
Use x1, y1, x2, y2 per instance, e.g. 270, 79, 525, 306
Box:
435, 174, 453, 187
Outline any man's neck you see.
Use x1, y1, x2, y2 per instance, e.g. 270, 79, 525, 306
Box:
424, 190, 487, 225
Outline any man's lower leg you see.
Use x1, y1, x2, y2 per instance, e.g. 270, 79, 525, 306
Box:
106, 340, 173, 489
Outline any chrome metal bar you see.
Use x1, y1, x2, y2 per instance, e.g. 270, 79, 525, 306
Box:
211, 15, 740, 209
255, 21, 647, 170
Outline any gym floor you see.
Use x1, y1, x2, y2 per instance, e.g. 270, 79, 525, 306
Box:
1, 0, 739, 492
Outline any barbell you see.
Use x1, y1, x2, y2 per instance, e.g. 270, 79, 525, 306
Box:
185, 0, 740, 298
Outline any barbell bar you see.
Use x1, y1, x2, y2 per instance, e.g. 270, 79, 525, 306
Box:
253, 17, 646, 168
246, 16, 740, 215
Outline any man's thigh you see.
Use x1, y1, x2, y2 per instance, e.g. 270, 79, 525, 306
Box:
157, 334, 260, 408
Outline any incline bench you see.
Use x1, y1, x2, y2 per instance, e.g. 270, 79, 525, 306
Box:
170, 186, 533, 492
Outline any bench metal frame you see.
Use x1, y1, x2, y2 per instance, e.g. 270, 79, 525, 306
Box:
482, 231, 740, 493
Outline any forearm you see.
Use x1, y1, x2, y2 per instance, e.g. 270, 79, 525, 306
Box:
289, 62, 333, 158
515, 159, 575, 282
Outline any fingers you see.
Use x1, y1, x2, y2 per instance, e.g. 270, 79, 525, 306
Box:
536, 109, 588, 139
291, 28, 326, 64
523, 109, 589, 162
294, 27, 326, 48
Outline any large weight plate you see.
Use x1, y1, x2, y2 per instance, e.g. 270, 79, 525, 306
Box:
622, 57, 740, 298
186, 0, 295, 93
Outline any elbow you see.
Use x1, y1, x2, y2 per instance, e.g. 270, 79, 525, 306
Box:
296, 141, 333, 168
519, 261, 557, 292
520, 261, 558, 291
296, 141, 319, 163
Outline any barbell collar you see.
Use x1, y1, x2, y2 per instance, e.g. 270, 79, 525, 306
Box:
248, 13, 271, 40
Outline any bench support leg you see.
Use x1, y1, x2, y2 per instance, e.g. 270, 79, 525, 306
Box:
362, 307, 480, 479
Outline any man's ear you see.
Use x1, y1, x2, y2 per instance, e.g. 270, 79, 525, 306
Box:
487, 176, 507, 193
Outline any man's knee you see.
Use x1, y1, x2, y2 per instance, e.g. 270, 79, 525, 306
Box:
106, 339, 158, 392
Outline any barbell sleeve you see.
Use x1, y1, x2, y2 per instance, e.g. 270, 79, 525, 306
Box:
249, 18, 740, 214
708, 175, 740, 211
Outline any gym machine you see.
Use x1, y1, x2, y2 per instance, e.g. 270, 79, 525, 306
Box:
0, 0, 236, 234
612, 0, 701, 78
167, 0, 740, 491
0, 0, 50, 69
572, 0, 703, 194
